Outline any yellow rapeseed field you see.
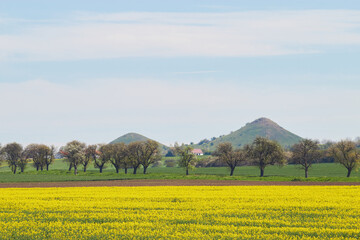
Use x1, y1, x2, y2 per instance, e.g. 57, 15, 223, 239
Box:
0, 186, 359, 239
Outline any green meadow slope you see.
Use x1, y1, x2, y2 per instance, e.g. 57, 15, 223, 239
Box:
193, 118, 302, 151
110, 132, 151, 144
110, 132, 169, 152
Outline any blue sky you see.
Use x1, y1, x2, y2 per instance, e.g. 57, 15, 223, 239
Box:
1, 1, 360, 146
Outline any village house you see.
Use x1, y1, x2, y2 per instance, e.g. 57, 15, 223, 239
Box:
191, 149, 203, 156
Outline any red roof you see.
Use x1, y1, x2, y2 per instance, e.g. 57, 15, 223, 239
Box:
191, 149, 203, 154
59, 150, 68, 156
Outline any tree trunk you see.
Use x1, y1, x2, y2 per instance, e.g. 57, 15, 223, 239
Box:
347, 168, 352, 177
230, 167, 235, 176
133, 167, 137, 174
83, 166, 87, 172
74, 165, 78, 175
13, 166, 17, 174
124, 167, 128, 174
186, 168, 189, 176
21, 168, 24, 173
69, 164, 72, 171
36, 165, 39, 171
99, 166, 103, 173
260, 168, 264, 177
40, 165, 43, 171
143, 166, 148, 174
305, 168, 308, 178
116, 167, 119, 174
46, 164, 49, 171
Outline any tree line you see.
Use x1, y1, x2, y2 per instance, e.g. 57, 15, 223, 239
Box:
0, 137, 359, 178
0, 140, 162, 175
60, 140, 161, 175
211, 137, 360, 178
0, 143, 55, 174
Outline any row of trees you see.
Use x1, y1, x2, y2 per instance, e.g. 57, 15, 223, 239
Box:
60, 140, 161, 175
0, 143, 55, 174
174, 137, 285, 177
211, 137, 360, 178
0, 140, 161, 175
211, 137, 285, 177
0, 137, 359, 178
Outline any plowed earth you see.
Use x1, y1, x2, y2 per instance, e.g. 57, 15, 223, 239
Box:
0, 179, 360, 188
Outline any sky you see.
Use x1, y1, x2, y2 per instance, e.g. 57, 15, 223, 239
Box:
1, 0, 360, 147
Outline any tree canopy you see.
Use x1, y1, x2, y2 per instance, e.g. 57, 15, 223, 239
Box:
290, 139, 322, 178
329, 140, 360, 177
1, 142, 23, 174
245, 137, 285, 177
60, 140, 86, 175
213, 142, 247, 176
174, 143, 197, 175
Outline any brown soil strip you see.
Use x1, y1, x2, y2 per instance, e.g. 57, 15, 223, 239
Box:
0, 180, 360, 188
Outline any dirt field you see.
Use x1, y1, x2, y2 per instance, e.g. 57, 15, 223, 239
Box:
0, 179, 360, 188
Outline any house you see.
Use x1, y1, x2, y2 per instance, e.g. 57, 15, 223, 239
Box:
191, 149, 203, 156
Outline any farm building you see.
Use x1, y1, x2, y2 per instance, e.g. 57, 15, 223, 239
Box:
191, 149, 203, 156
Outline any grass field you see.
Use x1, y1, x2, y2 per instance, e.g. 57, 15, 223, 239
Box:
0, 186, 359, 239
0, 159, 359, 183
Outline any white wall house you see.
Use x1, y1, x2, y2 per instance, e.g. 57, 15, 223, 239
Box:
191, 149, 203, 156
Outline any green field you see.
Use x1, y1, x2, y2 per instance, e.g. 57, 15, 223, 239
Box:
0, 158, 359, 183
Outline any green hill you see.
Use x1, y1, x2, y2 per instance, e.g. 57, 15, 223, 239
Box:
193, 118, 302, 151
110, 132, 169, 153
110, 132, 151, 144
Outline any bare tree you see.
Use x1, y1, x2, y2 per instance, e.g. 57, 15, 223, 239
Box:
290, 139, 322, 178
329, 140, 360, 177
213, 142, 247, 176
174, 143, 196, 175
245, 137, 286, 177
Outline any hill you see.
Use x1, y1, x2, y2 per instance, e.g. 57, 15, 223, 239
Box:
110, 132, 151, 144
110, 132, 169, 153
193, 117, 302, 151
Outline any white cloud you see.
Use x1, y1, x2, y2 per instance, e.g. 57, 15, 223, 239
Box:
0, 10, 360, 61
